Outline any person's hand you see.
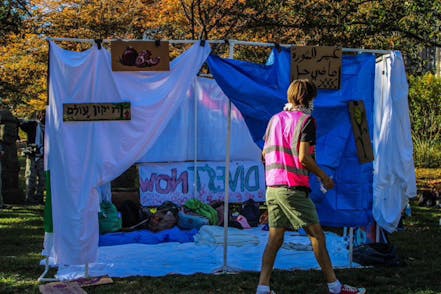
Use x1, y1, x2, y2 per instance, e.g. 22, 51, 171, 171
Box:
321, 175, 335, 191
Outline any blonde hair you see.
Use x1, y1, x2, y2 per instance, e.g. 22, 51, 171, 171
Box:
287, 79, 317, 107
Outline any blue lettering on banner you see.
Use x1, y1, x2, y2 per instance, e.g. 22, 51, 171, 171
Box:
216, 166, 226, 192
245, 165, 259, 191
229, 165, 243, 192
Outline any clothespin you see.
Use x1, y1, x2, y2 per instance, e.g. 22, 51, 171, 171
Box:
200, 39, 206, 47
274, 42, 281, 52
155, 39, 161, 47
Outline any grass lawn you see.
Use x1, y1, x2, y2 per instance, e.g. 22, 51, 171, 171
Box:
1, 169, 441, 294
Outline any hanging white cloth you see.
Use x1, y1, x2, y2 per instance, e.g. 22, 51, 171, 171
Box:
46, 41, 211, 265
139, 77, 261, 162
373, 51, 417, 233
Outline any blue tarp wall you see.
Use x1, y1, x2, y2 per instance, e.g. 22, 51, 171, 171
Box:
207, 49, 376, 227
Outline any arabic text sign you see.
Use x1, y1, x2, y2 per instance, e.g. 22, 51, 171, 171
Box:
348, 100, 374, 163
63, 102, 131, 121
291, 46, 342, 90
138, 161, 266, 206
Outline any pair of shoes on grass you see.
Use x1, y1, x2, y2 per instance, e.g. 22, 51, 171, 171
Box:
332, 284, 366, 294
256, 285, 275, 294
257, 283, 366, 294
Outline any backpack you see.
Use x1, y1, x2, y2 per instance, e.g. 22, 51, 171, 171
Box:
353, 242, 402, 267
98, 201, 122, 234
157, 201, 180, 218
184, 199, 218, 225
119, 200, 151, 228
240, 199, 261, 227
147, 210, 178, 232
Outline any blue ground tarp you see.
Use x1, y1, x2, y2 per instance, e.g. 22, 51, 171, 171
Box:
207, 49, 375, 227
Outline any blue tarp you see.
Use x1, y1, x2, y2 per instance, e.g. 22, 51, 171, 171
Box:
99, 227, 198, 246
207, 49, 375, 227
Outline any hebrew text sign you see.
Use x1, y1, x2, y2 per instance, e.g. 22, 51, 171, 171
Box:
291, 46, 342, 89
63, 102, 131, 121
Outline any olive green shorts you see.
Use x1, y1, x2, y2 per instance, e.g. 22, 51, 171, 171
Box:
266, 186, 319, 230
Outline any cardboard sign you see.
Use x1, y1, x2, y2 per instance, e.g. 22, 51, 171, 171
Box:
291, 46, 342, 89
111, 40, 170, 71
39, 276, 113, 294
348, 100, 374, 163
39, 283, 86, 294
63, 102, 131, 121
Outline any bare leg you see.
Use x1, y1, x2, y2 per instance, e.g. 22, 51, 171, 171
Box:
258, 227, 286, 286
304, 223, 337, 283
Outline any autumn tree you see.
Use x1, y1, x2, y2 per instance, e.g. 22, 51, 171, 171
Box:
140, 0, 441, 68
0, 0, 31, 44
1, 0, 153, 116
0, 33, 47, 117
2, 0, 441, 116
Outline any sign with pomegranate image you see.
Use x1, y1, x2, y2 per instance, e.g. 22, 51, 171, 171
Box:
111, 40, 170, 71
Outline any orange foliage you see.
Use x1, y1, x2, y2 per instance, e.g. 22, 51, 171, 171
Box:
1, 0, 439, 117
0, 34, 47, 117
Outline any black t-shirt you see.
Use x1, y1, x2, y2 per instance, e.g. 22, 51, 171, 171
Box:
300, 117, 316, 145
19, 120, 38, 143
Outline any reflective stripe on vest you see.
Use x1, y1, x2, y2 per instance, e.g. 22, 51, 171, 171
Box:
263, 111, 312, 187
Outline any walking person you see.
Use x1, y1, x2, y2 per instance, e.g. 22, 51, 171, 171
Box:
19, 110, 45, 204
0, 98, 20, 205
257, 79, 366, 294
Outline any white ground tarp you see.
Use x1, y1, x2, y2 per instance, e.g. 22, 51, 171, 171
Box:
53, 227, 357, 280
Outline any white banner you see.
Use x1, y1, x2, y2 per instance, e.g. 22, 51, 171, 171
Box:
138, 161, 266, 206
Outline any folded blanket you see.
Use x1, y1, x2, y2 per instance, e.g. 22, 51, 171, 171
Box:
194, 225, 259, 246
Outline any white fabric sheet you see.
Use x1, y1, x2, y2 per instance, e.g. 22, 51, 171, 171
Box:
47, 41, 211, 265
373, 52, 417, 233
139, 77, 261, 162
54, 227, 357, 280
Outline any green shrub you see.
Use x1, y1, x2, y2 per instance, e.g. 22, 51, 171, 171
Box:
413, 137, 441, 168
408, 74, 441, 167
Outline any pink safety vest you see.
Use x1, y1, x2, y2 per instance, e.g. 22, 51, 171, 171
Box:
263, 110, 314, 188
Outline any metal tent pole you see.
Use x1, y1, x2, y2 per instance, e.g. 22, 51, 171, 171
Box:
194, 68, 199, 200
349, 227, 354, 268
215, 40, 239, 275
37, 257, 59, 282
85, 263, 90, 278
46, 37, 392, 55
